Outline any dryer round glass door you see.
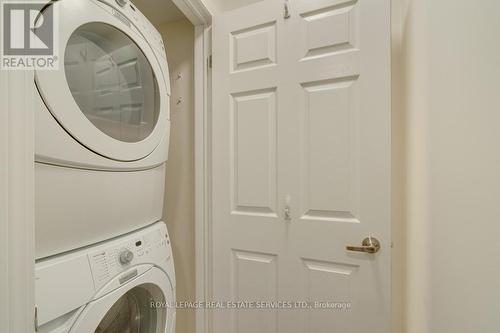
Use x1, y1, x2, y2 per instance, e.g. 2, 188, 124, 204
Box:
95, 284, 164, 333
35, 0, 170, 161
65, 23, 160, 144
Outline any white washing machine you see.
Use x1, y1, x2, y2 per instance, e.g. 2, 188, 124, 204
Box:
35, 0, 171, 258
35, 222, 175, 333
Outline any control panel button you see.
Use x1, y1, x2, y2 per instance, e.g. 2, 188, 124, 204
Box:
119, 249, 134, 265
115, 0, 128, 7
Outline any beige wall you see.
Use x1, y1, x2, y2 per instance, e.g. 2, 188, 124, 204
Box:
159, 18, 196, 333
391, 1, 406, 332
397, 0, 500, 332
393, 1, 431, 331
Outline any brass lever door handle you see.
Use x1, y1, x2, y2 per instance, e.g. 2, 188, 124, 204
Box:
346, 237, 380, 254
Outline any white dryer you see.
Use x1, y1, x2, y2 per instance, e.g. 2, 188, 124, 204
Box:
35, 222, 176, 333
35, 0, 171, 258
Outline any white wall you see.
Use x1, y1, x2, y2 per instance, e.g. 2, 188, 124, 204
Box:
159, 18, 196, 333
398, 0, 500, 332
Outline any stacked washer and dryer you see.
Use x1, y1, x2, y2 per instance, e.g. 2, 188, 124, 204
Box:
34, 0, 176, 332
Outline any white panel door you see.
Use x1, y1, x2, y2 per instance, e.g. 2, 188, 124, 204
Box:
211, 0, 391, 332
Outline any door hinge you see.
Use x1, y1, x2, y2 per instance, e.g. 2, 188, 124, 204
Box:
208, 55, 212, 69
284, 205, 291, 221
284, 0, 291, 19
34, 306, 38, 332
284, 195, 292, 221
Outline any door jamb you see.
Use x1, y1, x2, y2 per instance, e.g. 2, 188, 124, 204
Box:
171, 2, 212, 333
193, 24, 212, 333
0, 71, 36, 331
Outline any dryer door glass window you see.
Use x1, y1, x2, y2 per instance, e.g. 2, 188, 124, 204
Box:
95, 284, 166, 333
65, 23, 160, 143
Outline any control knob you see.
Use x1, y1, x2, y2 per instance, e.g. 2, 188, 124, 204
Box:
119, 249, 134, 265
116, 0, 129, 7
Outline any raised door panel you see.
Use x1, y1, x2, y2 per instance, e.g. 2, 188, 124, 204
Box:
230, 88, 277, 217
301, 259, 357, 332
300, 0, 358, 60
230, 21, 277, 72
231, 250, 278, 333
299, 76, 359, 223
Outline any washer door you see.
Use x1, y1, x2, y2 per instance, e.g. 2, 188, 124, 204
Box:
35, 0, 169, 161
70, 267, 174, 333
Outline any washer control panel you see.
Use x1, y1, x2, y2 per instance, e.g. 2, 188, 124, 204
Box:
88, 223, 171, 290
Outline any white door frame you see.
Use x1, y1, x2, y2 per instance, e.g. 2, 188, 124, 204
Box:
0, 69, 36, 332
193, 23, 212, 333
170, 2, 212, 333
